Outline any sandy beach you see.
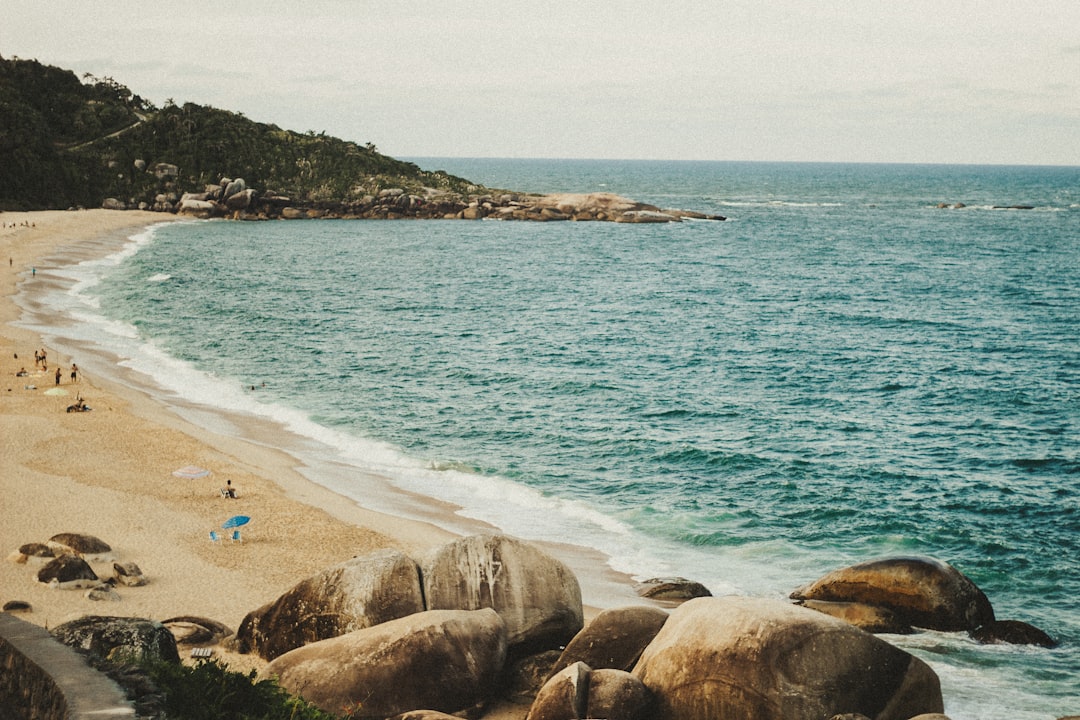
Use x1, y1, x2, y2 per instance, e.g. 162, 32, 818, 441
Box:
0, 210, 579, 715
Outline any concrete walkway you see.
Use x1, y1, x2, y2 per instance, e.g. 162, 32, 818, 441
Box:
0, 613, 134, 719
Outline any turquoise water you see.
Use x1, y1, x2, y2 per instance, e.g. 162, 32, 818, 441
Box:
30, 161, 1080, 717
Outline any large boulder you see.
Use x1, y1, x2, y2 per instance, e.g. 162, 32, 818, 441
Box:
263, 608, 507, 719
237, 548, 424, 660
550, 605, 668, 677
790, 556, 994, 631
51, 615, 180, 663
225, 188, 255, 211
37, 554, 99, 588
421, 534, 583, 656
632, 596, 943, 720
177, 197, 219, 218
528, 662, 651, 720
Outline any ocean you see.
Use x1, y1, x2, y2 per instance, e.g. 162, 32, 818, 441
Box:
19, 160, 1080, 718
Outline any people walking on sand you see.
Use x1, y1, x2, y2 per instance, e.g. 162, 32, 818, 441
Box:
55, 367, 62, 385
33, 349, 41, 367
71, 363, 78, 383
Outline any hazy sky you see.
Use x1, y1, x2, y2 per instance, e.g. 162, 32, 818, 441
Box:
4, 1, 1078, 165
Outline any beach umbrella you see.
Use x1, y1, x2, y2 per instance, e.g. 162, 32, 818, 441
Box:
221, 515, 250, 529
172, 465, 211, 479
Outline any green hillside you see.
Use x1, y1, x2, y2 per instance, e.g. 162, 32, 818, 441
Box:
0, 56, 479, 212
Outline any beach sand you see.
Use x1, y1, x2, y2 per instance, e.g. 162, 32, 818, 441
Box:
0, 210, 608, 717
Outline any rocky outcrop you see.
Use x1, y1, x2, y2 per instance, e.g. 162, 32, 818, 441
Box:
632, 596, 943, 720
549, 605, 669, 677
236, 548, 424, 660
108, 170, 727, 224
263, 608, 507, 718
790, 556, 994, 632
50, 615, 180, 664
421, 534, 584, 657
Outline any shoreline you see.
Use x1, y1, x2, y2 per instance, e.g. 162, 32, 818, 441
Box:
0, 210, 637, 696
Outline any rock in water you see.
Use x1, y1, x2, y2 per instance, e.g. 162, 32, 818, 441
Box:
632, 596, 943, 720
790, 556, 994, 631
263, 608, 507, 718
970, 619, 1058, 648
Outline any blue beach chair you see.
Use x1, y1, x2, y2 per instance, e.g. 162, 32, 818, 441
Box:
209, 530, 221, 543
230, 529, 242, 543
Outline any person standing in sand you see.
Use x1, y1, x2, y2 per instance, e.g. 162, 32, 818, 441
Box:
55, 366, 61, 385
70, 363, 78, 383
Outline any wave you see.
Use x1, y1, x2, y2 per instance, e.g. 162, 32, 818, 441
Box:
147, 273, 172, 282
715, 200, 844, 208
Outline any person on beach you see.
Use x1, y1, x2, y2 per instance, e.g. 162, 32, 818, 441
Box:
15, 367, 27, 377
55, 367, 61, 385
33, 349, 40, 367
70, 363, 78, 383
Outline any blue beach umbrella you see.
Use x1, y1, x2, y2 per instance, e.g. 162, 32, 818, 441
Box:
221, 515, 250, 529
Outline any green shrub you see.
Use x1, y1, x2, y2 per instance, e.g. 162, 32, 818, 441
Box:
141, 657, 344, 720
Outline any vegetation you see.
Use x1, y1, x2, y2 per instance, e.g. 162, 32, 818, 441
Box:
140, 658, 344, 720
0, 55, 478, 211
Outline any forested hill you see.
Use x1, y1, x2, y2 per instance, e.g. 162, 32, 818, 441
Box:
0, 56, 480, 212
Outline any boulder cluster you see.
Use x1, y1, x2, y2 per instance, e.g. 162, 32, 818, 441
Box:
101, 169, 725, 224
6, 532, 147, 604
6, 533, 1059, 720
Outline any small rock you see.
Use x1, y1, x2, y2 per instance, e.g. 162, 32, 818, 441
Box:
635, 577, 712, 602
970, 620, 1058, 648
87, 585, 122, 602
113, 561, 148, 587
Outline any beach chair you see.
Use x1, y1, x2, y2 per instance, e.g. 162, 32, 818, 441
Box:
209, 530, 221, 543
230, 529, 242, 543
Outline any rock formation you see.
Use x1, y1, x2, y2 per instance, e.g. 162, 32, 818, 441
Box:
47, 532, 114, 561
36, 554, 99, 588
236, 548, 424, 660
549, 605, 669, 677
632, 596, 943, 720
421, 534, 584, 657
263, 608, 507, 718
790, 556, 994, 632
51, 615, 180, 664
528, 662, 651, 720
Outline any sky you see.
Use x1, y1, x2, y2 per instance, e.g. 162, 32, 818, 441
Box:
3, 1, 1079, 165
